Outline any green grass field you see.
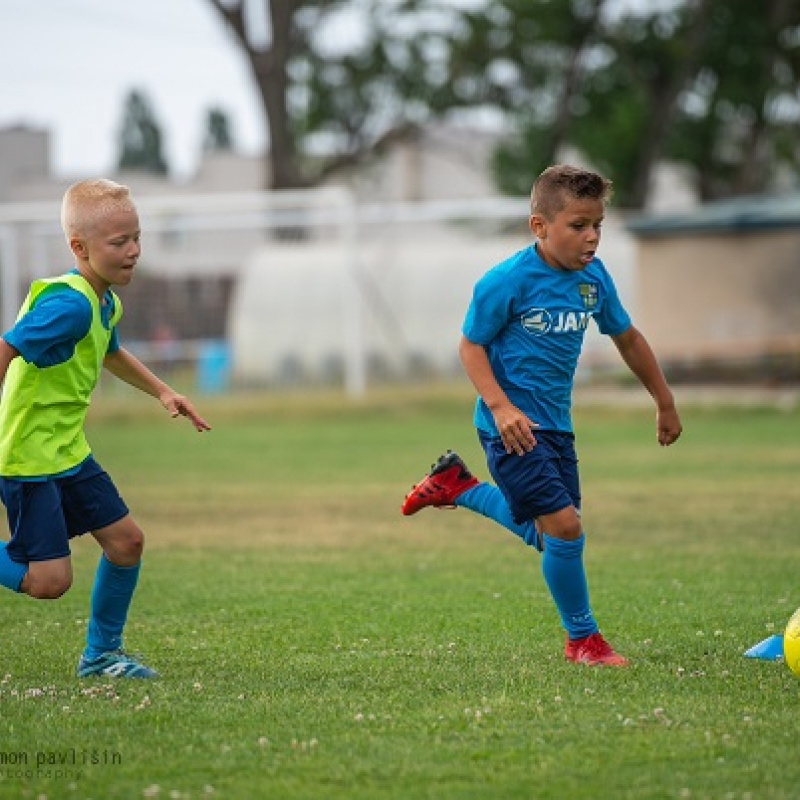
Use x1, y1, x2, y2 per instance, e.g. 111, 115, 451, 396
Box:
1, 385, 798, 800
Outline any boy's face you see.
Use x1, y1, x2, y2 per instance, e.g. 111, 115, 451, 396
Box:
71, 206, 141, 295
529, 196, 604, 271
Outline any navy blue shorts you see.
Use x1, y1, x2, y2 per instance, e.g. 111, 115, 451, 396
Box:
478, 430, 581, 524
0, 456, 129, 563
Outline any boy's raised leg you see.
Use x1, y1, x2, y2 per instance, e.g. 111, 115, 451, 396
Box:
401, 451, 541, 549
401, 451, 478, 514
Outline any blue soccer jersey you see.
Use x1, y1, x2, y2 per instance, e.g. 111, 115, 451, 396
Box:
462, 244, 631, 434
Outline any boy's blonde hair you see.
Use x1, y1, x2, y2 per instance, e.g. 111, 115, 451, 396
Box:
61, 179, 135, 240
531, 165, 612, 220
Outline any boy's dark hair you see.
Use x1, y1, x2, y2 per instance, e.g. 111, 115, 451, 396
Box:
530, 165, 613, 220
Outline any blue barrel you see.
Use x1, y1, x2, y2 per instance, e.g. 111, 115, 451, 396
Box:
197, 340, 231, 393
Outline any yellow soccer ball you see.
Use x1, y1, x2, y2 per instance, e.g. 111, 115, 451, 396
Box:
785, 607, 800, 677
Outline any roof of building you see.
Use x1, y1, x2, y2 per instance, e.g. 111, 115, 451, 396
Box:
627, 193, 800, 237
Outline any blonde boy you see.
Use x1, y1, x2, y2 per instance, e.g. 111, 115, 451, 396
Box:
0, 179, 210, 678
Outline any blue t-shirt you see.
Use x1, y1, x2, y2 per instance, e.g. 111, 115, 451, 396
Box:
2, 274, 120, 368
462, 244, 631, 435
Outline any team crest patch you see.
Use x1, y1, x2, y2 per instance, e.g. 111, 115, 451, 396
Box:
578, 283, 598, 309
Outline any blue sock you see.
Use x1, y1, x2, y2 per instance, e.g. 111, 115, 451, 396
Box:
0, 542, 26, 592
456, 483, 541, 549
84, 555, 141, 660
540, 533, 597, 639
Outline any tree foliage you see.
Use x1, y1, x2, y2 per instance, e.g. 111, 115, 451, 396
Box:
443, 0, 800, 206
208, 0, 800, 205
204, 108, 235, 152
665, 0, 800, 200
116, 90, 169, 176
208, 0, 447, 189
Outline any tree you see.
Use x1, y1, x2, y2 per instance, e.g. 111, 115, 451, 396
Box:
428, 0, 609, 195
207, 0, 800, 204
116, 90, 169, 175
437, 0, 714, 206
208, 0, 302, 188
600, 0, 714, 207
454, 0, 800, 207
207, 0, 459, 190
203, 107, 235, 152
566, 0, 715, 207
666, 0, 800, 200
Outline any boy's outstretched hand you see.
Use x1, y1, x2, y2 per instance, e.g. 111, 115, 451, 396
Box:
161, 391, 212, 432
657, 407, 682, 447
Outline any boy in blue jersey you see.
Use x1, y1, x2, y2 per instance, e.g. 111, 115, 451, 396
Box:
0, 179, 211, 678
402, 164, 682, 665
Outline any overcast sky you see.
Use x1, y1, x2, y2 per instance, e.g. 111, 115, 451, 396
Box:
0, 0, 265, 181
0, 0, 682, 184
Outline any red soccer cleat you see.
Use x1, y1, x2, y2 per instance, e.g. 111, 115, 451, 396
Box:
564, 632, 629, 666
401, 451, 479, 516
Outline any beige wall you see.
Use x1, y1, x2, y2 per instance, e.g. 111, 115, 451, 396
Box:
636, 229, 800, 360
0, 127, 50, 202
